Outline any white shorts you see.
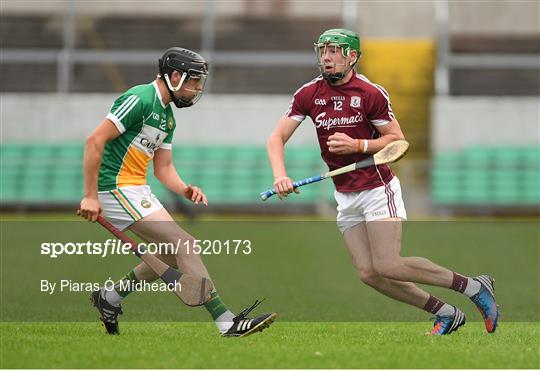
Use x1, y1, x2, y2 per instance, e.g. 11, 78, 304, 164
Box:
335, 177, 407, 233
98, 185, 164, 231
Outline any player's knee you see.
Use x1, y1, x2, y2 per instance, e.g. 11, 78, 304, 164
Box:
174, 238, 205, 266
177, 238, 198, 257
357, 268, 382, 287
155, 253, 177, 268
372, 259, 401, 279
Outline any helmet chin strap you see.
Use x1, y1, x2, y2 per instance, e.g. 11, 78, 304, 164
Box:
164, 72, 187, 92
163, 72, 194, 108
323, 59, 357, 84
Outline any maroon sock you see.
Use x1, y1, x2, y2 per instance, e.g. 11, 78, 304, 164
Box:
450, 272, 468, 293
423, 295, 445, 314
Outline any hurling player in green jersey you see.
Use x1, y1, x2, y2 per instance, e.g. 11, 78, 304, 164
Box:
79, 47, 276, 337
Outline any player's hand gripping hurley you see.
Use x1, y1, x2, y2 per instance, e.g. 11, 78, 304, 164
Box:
96, 215, 213, 306
260, 140, 409, 201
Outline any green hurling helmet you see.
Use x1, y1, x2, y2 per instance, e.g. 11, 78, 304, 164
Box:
315, 28, 361, 83
316, 28, 361, 58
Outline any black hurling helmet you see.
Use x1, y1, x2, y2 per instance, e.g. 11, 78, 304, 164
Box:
158, 47, 209, 108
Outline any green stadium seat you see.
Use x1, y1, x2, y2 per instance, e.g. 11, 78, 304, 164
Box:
462, 170, 490, 203
26, 144, 54, 159
0, 164, 21, 202
434, 153, 460, 166
230, 147, 266, 162
1, 144, 26, 163
56, 144, 83, 163
464, 148, 492, 170
173, 146, 200, 159
198, 146, 233, 161
0, 143, 341, 206
432, 146, 540, 206
524, 147, 540, 167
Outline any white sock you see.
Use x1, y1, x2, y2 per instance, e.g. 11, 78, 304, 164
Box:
463, 278, 481, 297
215, 310, 235, 333
104, 289, 123, 307
435, 303, 455, 317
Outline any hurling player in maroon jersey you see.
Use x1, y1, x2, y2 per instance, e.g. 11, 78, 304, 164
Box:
267, 29, 499, 335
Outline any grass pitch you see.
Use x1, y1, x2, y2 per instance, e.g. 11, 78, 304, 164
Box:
1, 322, 539, 368
1, 217, 539, 368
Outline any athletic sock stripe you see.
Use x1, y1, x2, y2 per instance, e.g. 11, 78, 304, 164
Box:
117, 188, 143, 219
118, 96, 140, 121
113, 95, 137, 118
110, 190, 137, 221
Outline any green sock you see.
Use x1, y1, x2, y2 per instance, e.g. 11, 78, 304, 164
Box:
204, 291, 229, 320
115, 270, 139, 298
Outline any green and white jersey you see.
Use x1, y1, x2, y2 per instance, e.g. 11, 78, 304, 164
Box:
98, 81, 176, 191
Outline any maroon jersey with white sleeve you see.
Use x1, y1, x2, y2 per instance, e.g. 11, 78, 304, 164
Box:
285, 73, 396, 192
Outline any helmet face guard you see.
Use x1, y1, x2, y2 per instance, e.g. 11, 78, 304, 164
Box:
162, 69, 208, 108
314, 29, 361, 84
158, 47, 209, 108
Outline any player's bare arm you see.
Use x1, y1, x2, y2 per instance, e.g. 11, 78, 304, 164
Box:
267, 115, 302, 198
153, 149, 207, 206
80, 119, 121, 222
327, 119, 405, 155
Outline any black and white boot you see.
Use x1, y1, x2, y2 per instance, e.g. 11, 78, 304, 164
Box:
91, 288, 123, 335
222, 299, 277, 337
